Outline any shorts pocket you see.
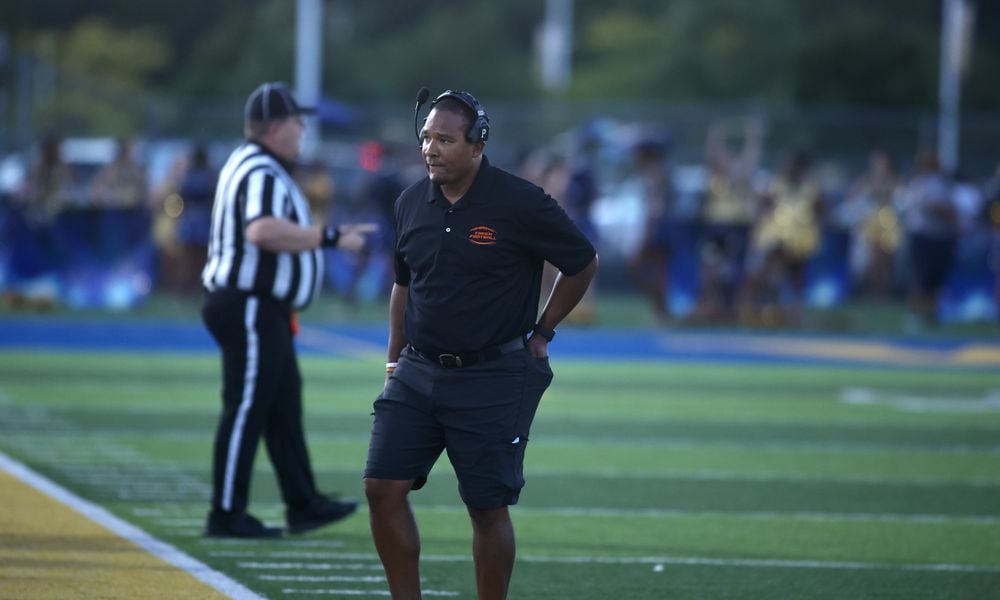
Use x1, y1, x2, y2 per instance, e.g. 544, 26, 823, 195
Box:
509, 434, 529, 491
529, 355, 553, 389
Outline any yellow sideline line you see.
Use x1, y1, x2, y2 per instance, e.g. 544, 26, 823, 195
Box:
0, 452, 260, 600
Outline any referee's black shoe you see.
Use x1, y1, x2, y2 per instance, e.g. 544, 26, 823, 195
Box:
286, 493, 358, 535
204, 510, 283, 538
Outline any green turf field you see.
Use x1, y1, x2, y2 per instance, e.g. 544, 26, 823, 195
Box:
1, 350, 998, 599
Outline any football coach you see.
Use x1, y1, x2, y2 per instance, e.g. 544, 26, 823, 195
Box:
363, 88, 598, 599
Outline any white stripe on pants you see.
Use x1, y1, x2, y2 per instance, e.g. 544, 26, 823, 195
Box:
222, 296, 259, 510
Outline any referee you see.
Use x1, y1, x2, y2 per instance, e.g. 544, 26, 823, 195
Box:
201, 82, 375, 538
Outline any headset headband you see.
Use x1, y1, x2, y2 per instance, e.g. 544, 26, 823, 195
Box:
431, 90, 490, 143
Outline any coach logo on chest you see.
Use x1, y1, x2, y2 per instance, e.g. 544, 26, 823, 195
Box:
468, 225, 498, 246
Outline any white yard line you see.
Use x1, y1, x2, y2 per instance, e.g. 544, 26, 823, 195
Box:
260, 575, 385, 582
296, 326, 385, 359
233, 552, 1000, 575
519, 554, 1000, 574
507, 505, 1000, 525
532, 436, 1000, 454
841, 387, 1000, 413
280, 590, 458, 597
0, 450, 263, 600
524, 467, 1000, 487
193, 502, 1000, 526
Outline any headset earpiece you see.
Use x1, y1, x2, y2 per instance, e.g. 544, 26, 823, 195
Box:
431, 90, 490, 143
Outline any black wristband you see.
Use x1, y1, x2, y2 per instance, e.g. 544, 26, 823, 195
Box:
532, 323, 556, 342
321, 226, 341, 248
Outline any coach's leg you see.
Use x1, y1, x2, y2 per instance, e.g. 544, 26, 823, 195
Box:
467, 505, 515, 600
365, 477, 421, 599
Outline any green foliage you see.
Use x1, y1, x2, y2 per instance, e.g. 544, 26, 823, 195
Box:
570, 10, 664, 98
25, 18, 170, 135
655, 0, 800, 100
570, 0, 999, 109
323, 0, 542, 101
59, 17, 170, 83
574, 1, 796, 100
793, 7, 939, 107
173, 0, 295, 96
963, 32, 1000, 109
7, 0, 1000, 132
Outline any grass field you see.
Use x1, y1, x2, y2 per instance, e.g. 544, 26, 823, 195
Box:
1, 347, 999, 599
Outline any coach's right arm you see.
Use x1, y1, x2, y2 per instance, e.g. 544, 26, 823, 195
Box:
385, 282, 408, 382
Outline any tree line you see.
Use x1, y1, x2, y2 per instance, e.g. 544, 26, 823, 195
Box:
2, 0, 999, 137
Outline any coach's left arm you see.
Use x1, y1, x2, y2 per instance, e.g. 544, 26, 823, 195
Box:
529, 255, 598, 358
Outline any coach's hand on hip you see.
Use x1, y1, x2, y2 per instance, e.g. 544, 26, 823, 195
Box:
526, 333, 549, 358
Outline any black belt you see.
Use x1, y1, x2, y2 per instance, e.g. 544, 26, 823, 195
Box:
409, 336, 526, 368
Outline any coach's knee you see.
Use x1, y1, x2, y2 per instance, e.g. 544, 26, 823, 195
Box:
364, 477, 411, 510
467, 505, 510, 532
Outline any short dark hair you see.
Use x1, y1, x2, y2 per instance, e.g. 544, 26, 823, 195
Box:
430, 96, 474, 134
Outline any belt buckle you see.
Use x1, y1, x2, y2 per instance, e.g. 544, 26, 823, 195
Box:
437, 353, 463, 368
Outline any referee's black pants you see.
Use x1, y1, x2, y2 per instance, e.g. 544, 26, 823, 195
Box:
202, 290, 317, 514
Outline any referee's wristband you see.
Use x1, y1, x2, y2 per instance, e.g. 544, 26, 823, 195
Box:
321, 226, 341, 248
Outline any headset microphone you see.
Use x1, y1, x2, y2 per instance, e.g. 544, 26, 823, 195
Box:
413, 86, 430, 143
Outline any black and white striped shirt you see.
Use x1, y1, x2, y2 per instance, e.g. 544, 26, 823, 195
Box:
201, 142, 323, 310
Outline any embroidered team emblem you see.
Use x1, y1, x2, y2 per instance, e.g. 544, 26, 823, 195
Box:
468, 225, 498, 246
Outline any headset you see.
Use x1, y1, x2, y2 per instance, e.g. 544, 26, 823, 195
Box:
413, 87, 490, 144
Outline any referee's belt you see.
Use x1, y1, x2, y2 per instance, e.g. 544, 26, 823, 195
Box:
409, 336, 526, 368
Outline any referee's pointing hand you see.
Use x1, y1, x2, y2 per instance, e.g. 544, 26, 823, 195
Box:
334, 223, 379, 252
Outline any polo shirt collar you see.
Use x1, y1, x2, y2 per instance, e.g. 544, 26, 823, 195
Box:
427, 155, 493, 206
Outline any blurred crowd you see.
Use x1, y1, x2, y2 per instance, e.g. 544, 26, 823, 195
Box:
519, 117, 1000, 329
2, 121, 999, 329
0, 134, 413, 311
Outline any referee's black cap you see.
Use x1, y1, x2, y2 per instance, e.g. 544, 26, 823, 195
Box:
244, 82, 315, 122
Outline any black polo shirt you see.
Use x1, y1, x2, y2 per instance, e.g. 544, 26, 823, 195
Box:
394, 156, 596, 355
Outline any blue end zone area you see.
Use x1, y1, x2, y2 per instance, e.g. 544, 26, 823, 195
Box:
2, 317, 998, 370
